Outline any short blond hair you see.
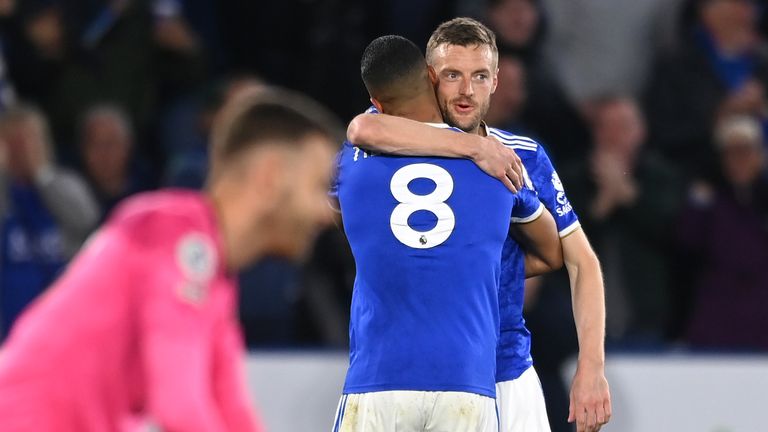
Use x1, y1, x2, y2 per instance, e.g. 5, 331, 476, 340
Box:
426, 17, 498, 69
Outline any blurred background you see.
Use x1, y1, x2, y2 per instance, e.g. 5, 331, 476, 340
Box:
0, 0, 766, 431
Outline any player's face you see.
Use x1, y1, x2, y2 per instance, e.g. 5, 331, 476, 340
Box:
271, 134, 336, 259
429, 43, 498, 134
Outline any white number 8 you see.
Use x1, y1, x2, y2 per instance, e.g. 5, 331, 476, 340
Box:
390, 164, 456, 249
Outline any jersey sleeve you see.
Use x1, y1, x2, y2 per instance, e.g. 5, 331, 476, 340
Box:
329, 107, 376, 202
529, 146, 581, 237
328, 145, 345, 200
328, 142, 355, 214
510, 187, 545, 223
131, 219, 231, 432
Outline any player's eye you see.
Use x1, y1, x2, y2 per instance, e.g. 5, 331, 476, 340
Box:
474, 74, 488, 82
445, 72, 459, 80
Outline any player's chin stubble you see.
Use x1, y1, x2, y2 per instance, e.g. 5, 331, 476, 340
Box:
440, 100, 482, 133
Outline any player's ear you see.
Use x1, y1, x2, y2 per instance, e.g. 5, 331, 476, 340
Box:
370, 97, 384, 114
427, 66, 438, 85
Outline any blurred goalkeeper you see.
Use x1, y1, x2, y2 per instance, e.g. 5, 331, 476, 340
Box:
0, 87, 341, 431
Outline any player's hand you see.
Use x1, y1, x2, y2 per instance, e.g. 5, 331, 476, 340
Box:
472, 135, 523, 193
568, 364, 611, 432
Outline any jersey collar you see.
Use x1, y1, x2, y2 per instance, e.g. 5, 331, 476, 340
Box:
479, 121, 490, 137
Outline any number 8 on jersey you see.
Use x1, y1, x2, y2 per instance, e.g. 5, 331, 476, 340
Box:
389, 163, 456, 249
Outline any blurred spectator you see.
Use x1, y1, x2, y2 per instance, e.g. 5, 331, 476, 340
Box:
0, 104, 98, 339
678, 115, 768, 350
11, 1, 154, 157
485, 52, 529, 134
153, 0, 201, 59
645, 0, 768, 180
0, 0, 16, 111
163, 74, 265, 189
0, 0, 12, 17
485, 0, 590, 163
0, 49, 15, 112
25, 4, 64, 61
151, 0, 210, 102
154, 0, 225, 72
487, 0, 541, 51
79, 103, 147, 220
543, 0, 675, 102
217, 0, 379, 122
561, 96, 682, 344
455, 0, 489, 19
0, 2, 61, 134
387, 0, 454, 48
1, 0, 209, 173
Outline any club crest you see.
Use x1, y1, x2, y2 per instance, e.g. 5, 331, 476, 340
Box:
175, 233, 216, 304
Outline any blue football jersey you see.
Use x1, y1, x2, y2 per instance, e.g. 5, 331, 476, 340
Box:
334, 131, 542, 398
487, 126, 581, 383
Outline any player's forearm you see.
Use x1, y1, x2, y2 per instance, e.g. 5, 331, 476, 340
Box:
563, 230, 606, 369
347, 113, 480, 158
571, 266, 606, 369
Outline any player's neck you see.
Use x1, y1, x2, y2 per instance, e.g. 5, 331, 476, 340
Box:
384, 96, 443, 123
207, 186, 270, 272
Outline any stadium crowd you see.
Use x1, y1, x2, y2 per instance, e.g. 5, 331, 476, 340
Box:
0, 0, 765, 392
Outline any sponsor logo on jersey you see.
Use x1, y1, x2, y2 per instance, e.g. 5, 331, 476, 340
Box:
551, 171, 564, 192
175, 233, 216, 305
551, 172, 573, 216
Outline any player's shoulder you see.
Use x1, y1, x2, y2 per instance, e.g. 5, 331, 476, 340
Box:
111, 189, 207, 220
107, 189, 215, 244
486, 126, 540, 153
101, 191, 221, 306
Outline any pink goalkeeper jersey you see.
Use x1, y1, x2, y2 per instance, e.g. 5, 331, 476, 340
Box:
0, 190, 264, 432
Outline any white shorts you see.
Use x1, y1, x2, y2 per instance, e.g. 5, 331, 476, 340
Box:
495, 366, 551, 432
332, 390, 498, 432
